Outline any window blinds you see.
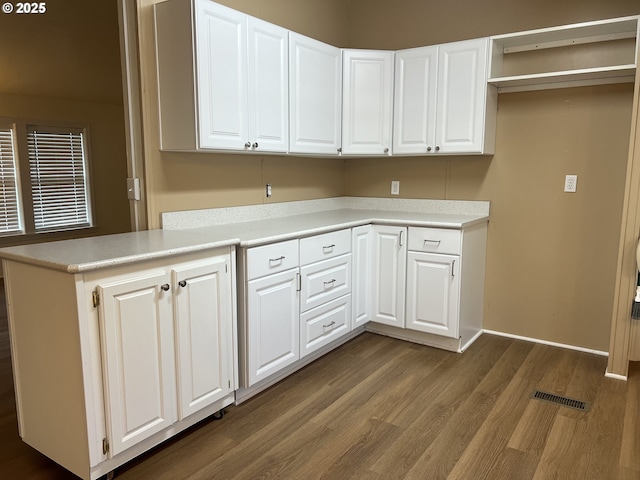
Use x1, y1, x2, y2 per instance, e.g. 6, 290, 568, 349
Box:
0, 128, 22, 234
27, 128, 91, 232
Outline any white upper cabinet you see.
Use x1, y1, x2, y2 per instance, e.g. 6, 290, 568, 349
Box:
342, 50, 394, 156
289, 32, 342, 155
394, 37, 497, 155
247, 17, 289, 152
393, 45, 438, 155
155, 0, 288, 152
436, 38, 493, 154
195, 1, 249, 150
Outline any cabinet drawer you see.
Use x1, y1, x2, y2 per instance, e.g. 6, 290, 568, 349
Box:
408, 227, 461, 255
246, 239, 299, 280
300, 253, 351, 312
300, 294, 351, 357
300, 229, 351, 266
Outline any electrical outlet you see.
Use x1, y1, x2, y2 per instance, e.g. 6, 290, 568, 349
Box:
564, 175, 578, 193
391, 180, 400, 195
266, 183, 272, 198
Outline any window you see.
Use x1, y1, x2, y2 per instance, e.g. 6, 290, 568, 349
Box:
27, 127, 92, 232
0, 127, 21, 235
0, 123, 93, 237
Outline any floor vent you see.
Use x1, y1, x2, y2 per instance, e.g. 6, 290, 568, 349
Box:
532, 390, 590, 412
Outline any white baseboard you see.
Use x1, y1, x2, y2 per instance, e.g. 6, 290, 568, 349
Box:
605, 371, 628, 381
483, 329, 609, 357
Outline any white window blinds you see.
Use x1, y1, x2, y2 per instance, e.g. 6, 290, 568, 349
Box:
27, 127, 92, 232
0, 128, 22, 235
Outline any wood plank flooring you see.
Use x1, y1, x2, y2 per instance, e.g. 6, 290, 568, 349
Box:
1, 298, 639, 479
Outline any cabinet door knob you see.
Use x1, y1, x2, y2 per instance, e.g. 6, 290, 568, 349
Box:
178, 280, 187, 288
244, 142, 251, 148
427, 146, 432, 152
337, 147, 342, 154
160, 284, 170, 292
435, 146, 440, 152
252, 142, 259, 149
384, 148, 389, 154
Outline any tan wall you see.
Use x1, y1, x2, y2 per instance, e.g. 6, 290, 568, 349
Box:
138, 0, 349, 228
345, 0, 640, 351
0, 0, 131, 240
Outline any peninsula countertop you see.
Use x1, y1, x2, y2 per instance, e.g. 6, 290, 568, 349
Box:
0, 198, 490, 273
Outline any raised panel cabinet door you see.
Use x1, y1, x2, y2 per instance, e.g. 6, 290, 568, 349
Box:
371, 225, 407, 328
406, 252, 460, 338
98, 271, 177, 456
247, 17, 289, 152
172, 256, 233, 420
352, 225, 372, 328
435, 37, 488, 154
247, 268, 300, 386
289, 32, 342, 155
392, 45, 438, 155
342, 50, 394, 155
195, 0, 249, 150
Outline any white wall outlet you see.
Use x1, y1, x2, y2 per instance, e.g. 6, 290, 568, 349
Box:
564, 175, 578, 193
391, 180, 400, 195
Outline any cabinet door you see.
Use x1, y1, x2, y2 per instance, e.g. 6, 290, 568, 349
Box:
195, 0, 249, 150
173, 256, 233, 420
371, 225, 407, 328
247, 17, 289, 153
342, 50, 394, 155
289, 32, 342, 155
406, 251, 460, 338
393, 45, 438, 155
98, 271, 177, 456
352, 225, 372, 328
247, 268, 300, 386
435, 38, 488, 154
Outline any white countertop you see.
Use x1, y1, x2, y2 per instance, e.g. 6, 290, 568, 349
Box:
0, 198, 489, 273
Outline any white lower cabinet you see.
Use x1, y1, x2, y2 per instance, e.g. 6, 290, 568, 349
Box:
301, 294, 351, 356
351, 225, 372, 329
371, 225, 407, 328
246, 268, 300, 386
406, 251, 460, 338
2, 248, 237, 480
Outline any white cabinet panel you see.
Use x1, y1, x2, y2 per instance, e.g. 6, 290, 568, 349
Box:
195, 0, 249, 150
301, 294, 351, 357
342, 50, 394, 155
247, 268, 300, 386
247, 17, 289, 152
300, 253, 351, 312
371, 225, 407, 328
436, 38, 489, 154
393, 46, 437, 155
173, 256, 233, 420
352, 225, 372, 329
289, 32, 342, 155
98, 271, 177, 456
406, 251, 460, 338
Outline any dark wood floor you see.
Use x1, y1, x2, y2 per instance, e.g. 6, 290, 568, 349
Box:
1, 287, 639, 479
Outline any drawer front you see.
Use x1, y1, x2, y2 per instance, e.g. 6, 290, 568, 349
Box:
301, 294, 351, 357
408, 227, 461, 255
300, 253, 351, 312
300, 229, 351, 266
246, 239, 299, 280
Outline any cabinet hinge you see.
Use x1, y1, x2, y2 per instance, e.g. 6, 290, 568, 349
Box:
102, 437, 109, 455
92, 289, 100, 308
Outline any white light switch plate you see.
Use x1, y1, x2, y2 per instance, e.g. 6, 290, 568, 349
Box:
391, 180, 400, 195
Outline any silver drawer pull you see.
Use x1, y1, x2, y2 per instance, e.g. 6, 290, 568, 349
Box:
424, 239, 442, 245
323, 244, 335, 250
323, 321, 336, 329
323, 279, 336, 287
269, 256, 285, 263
